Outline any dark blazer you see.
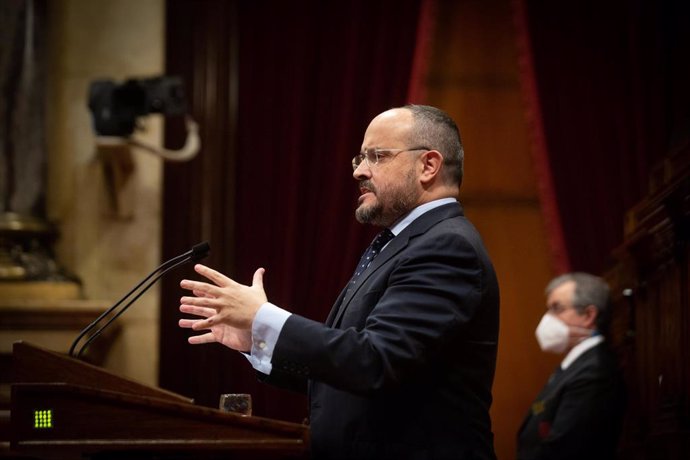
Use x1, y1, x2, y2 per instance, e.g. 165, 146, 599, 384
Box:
516, 341, 626, 460
263, 202, 500, 460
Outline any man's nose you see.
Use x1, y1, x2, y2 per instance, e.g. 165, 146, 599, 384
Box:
353, 162, 371, 180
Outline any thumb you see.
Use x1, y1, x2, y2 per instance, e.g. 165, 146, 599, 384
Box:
252, 267, 265, 289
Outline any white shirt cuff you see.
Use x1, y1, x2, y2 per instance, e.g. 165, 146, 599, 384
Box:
242, 302, 291, 375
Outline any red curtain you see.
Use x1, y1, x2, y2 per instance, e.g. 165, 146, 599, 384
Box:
232, 0, 429, 420
162, 0, 433, 423
234, 0, 426, 325
513, 0, 688, 274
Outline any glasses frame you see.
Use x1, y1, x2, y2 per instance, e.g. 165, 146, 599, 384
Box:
546, 303, 576, 315
352, 147, 430, 171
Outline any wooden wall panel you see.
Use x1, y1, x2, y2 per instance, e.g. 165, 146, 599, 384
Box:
464, 204, 560, 459
431, 86, 537, 199
606, 151, 690, 460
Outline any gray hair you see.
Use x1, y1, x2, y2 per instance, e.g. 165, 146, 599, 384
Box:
546, 272, 612, 333
403, 104, 464, 187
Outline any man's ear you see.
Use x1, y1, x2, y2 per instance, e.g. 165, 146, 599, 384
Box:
419, 150, 444, 184
582, 304, 598, 329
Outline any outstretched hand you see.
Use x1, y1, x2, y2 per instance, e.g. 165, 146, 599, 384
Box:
179, 302, 253, 351
178, 265, 267, 352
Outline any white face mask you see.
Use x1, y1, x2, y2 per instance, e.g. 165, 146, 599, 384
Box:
535, 314, 570, 353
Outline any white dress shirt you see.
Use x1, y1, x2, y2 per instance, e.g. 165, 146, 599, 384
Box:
560, 334, 604, 370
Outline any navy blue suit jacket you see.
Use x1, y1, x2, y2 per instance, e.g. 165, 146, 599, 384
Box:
263, 202, 500, 460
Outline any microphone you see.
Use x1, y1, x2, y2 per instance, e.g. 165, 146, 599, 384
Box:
69, 241, 211, 358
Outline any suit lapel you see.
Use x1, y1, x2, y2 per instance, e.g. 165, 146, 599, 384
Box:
329, 202, 463, 328
518, 365, 565, 437
330, 233, 410, 327
326, 287, 348, 326
518, 344, 603, 435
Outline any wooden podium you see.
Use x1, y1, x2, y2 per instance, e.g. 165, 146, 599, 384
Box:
9, 342, 309, 459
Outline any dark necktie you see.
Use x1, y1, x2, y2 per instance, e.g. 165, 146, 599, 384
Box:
350, 229, 394, 285
546, 365, 563, 386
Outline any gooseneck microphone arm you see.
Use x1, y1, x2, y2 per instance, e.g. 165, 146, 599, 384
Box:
75, 257, 191, 358
68, 241, 210, 358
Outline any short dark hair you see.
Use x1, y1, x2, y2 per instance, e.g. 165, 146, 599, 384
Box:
403, 104, 464, 187
546, 272, 612, 334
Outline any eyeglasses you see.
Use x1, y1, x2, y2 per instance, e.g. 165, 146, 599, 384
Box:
352, 147, 429, 171
546, 303, 575, 315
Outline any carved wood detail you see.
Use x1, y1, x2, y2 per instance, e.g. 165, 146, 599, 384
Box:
607, 147, 690, 460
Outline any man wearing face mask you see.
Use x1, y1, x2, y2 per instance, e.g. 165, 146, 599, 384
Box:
516, 272, 626, 460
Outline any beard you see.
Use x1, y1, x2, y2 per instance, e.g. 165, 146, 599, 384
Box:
355, 170, 419, 227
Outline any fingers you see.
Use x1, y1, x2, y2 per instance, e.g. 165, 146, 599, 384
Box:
188, 332, 217, 345
195, 264, 234, 287
178, 314, 218, 332
181, 265, 264, 295
180, 304, 216, 318
179, 296, 215, 309
178, 318, 197, 329
252, 267, 266, 290
179, 279, 220, 297
179, 305, 216, 331
192, 316, 218, 331
193, 289, 214, 298
179, 265, 267, 333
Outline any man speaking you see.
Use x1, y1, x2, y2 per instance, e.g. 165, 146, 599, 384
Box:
178, 105, 500, 460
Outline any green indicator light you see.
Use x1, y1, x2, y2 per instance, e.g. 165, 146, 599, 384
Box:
33, 409, 53, 429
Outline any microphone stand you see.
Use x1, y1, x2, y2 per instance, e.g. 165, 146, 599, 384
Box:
68, 242, 210, 358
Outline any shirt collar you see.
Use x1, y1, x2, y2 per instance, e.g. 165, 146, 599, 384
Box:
389, 197, 458, 236
561, 334, 604, 370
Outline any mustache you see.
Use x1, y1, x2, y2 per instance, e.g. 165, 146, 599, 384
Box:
359, 180, 377, 194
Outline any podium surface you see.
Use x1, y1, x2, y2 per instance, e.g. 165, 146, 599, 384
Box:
9, 342, 309, 459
